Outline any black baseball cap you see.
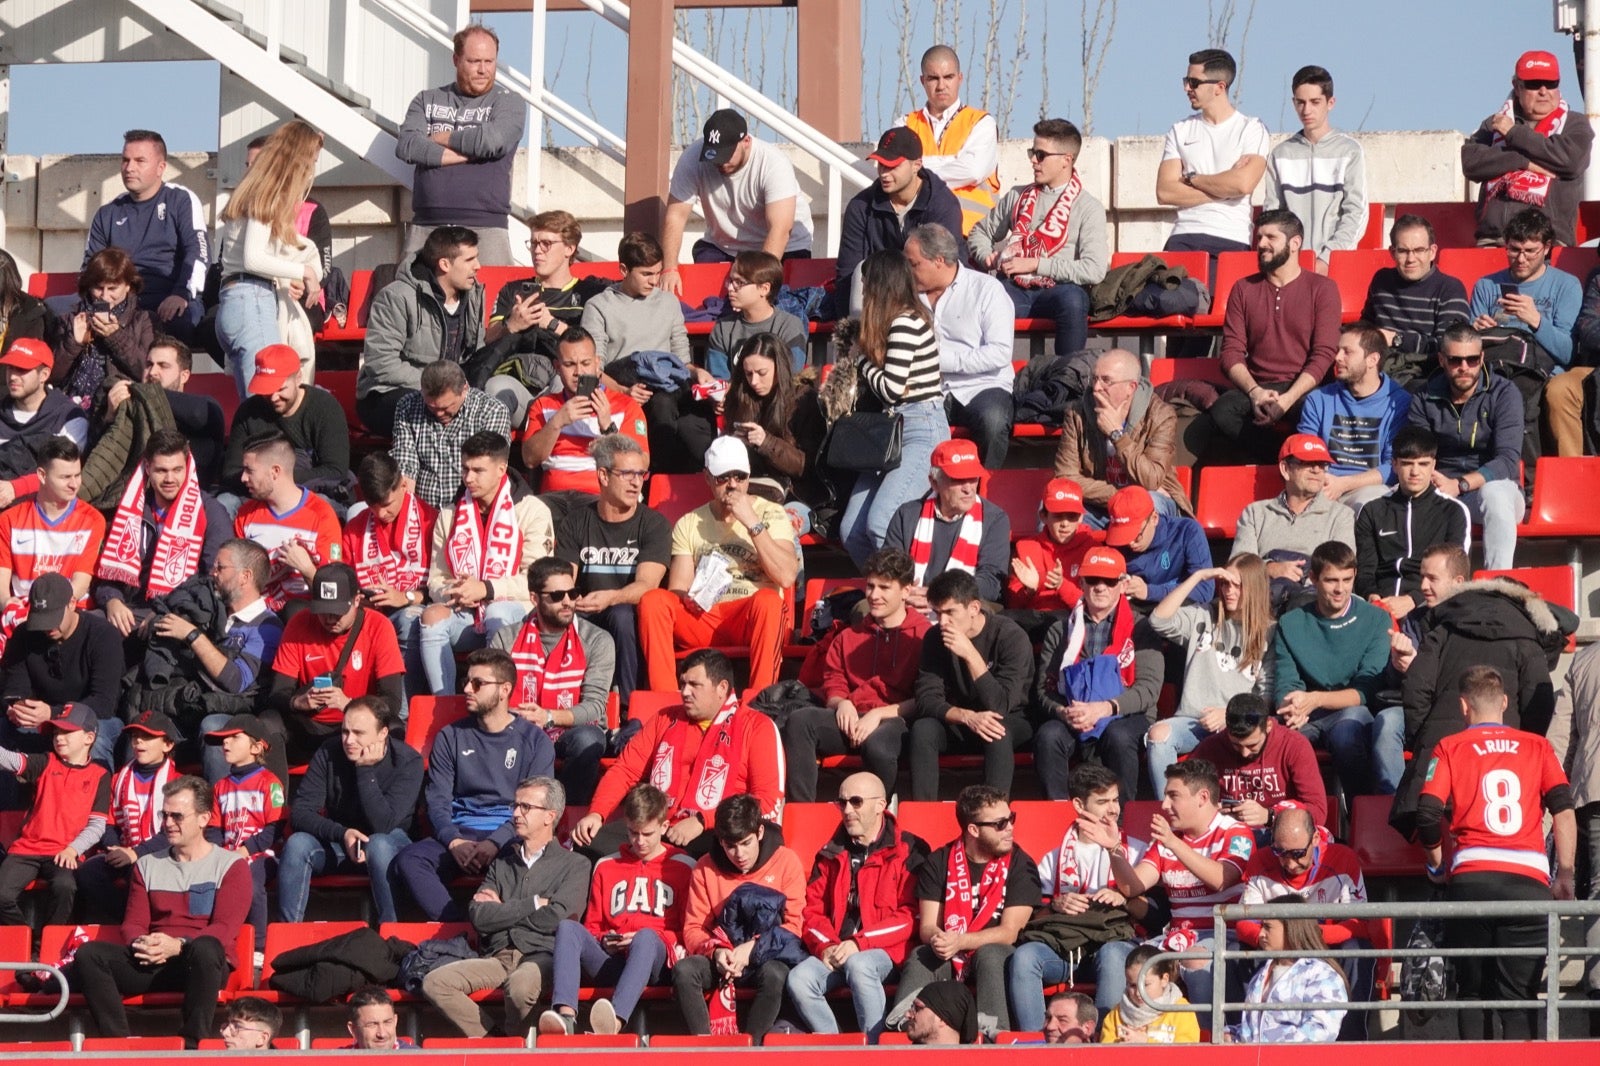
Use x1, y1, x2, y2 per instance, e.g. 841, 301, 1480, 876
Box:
125, 710, 184, 743
309, 563, 358, 616
700, 109, 749, 164
25, 572, 74, 632
205, 714, 272, 748
867, 126, 924, 167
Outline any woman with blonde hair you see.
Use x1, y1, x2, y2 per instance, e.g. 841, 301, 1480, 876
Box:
1145, 552, 1275, 783
833, 249, 946, 566
215, 119, 324, 394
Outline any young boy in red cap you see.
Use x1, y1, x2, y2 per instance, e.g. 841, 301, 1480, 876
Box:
206, 714, 286, 954
75, 710, 182, 922
1006, 477, 1105, 628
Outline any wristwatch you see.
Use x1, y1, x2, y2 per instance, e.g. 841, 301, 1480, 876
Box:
1456, 477, 1471, 495
1108, 428, 1125, 443
747, 520, 769, 539
184, 629, 202, 647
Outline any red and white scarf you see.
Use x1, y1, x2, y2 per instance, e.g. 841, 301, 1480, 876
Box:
1058, 596, 1139, 690
95, 455, 207, 597
1485, 97, 1570, 209
943, 838, 1010, 977
110, 758, 174, 850
508, 618, 588, 740
1052, 821, 1129, 896
649, 696, 742, 819
445, 476, 521, 629
1006, 172, 1083, 289
909, 495, 983, 587
352, 494, 429, 592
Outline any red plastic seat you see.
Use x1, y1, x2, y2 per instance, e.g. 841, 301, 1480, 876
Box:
763, 1032, 868, 1046
992, 1031, 1039, 1044
539, 1033, 642, 1048
23, 272, 76, 300
877, 1031, 912, 1044
782, 258, 838, 291
645, 472, 711, 527
1474, 565, 1578, 650
677, 262, 735, 310
1325, 249, 1391, 323
1121, 800, 1161, 844
196, 1037, 303, 1050
1147, 357, 1227, 389
256, 921, 368, 1003
1355, 202, 1387, 250
625, 690, 678, 732
980, 468, 1055, 541
782, 802, 842, 861
1521, 456, 1600, 539
1394, 202, 1480, 249
185, 373, 243, 433
893, 800, 1068, 860
309, 1036, 354, 1048
426, 1036, 528, 1048
1092, 250, 1212, 331
1195, 465, 1284, 540
1552, 245, 1600, 283
0, 923, 32, 1001
650, 1033, 753, 1047
82, 1037, 186, 1051
405, 695, 470, 767
0, 1042, 74, 1051
1348, 794, 1425, 879
317, 268, 376, 343
1435, 247, 1505, 294
378, 920, 473, 945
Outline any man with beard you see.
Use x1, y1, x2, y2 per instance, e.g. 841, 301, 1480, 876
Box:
1297, 322, 1413, 510
1188, 210, 1341, 464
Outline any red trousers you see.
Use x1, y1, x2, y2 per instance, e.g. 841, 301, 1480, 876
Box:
638, 587, 789, 692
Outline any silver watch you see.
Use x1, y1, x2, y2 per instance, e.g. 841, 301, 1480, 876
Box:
747, 520, 768, 538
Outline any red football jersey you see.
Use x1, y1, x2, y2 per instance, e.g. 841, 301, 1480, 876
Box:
1421, 723, 1568, 884
1141, 811, 1254, 923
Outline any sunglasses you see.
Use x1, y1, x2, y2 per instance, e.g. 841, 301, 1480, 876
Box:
970, 813, 1017, 831
464, 677, 505, 690
1520, 79, 1560, 91
1027, 149, 1071, 163
833, 795, 880, 810
713, 472, 749, 484
1182, 77, 1223, 90
539, 588, 578, 602
1445, 355, 1483, 368
1081, 576, 1120, 588
1271, 844, 1312, 861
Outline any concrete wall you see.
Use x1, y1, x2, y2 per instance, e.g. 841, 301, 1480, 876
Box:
1, 130, 1474, 278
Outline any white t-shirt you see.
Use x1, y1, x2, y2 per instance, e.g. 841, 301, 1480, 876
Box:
669, 137, 815, 256
1160, 110, 1271, 245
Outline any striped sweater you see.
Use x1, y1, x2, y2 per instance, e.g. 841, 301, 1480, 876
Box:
1361, 267, 1471, 357
861, 313, 942, 407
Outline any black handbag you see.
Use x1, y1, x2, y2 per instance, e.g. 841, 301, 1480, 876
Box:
823, 410, 903, 473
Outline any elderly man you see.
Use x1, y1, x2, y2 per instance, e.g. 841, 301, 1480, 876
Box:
395, 24, 525, 264
490, 558, 613, 805
277, 696, 423, 923
420, 775, 590, 1039
1297, 322, 1413, 510
521, 327, 649, 501
883, 439, 1010, 610
1190, 694, 1329, 828
1361, 216, 1473, 387
899, 224, 1015, 469
573, 649, 784, 859
72, 775, 249, 1047
1233, 434, 1356, 594
904, 45, 1000, 234
418, 430, 551, 694
968, 118, 1109, 359
637, 437, 796, 693
787, 771, 927, 1039
1055, 349, 1191, 524
221, 345, 350, 504
1462, 49, 1593, 247
659, 108, 814, 290
834, 128, 965, 313
391, 360, 513, 512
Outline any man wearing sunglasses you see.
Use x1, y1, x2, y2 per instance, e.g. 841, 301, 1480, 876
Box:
1407, 322, 1526, 570
787, 772, 928, 1040
638, 436, 796, 693
1462, 49, 1592, 248
967, 118, 1108, 364
886, 784, 1041, 1039
491, 557, 612, 805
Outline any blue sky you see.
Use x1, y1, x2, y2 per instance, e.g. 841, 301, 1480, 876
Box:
3, 0, 1574, 154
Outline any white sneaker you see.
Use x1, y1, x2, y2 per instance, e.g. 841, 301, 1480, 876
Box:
589, 998, 620, 1036
252, 951, 265, 971
539, 1010, 575, 1037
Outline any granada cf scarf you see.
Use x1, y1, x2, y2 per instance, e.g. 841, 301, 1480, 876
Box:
1006, 173, 1083, 289
352, 493, 428, 592
96, 454, 206, 596
445, 475, 520, 629
942, 838, 1010, 978
110, 757, 174, 849
1484, 98, 1570, 209
648, 695, 742, 819
909, 495, 983, 587
508, 618, 587, 740
1057, 596, 1138, 740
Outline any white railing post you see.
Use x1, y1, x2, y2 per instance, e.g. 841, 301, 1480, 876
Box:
825, 166, 841, 257
526, 0, 547, 221
341, 0, 362, 88
263, 0, 282, 63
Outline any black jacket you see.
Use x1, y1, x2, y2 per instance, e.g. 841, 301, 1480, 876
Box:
267, 927, 417, 1004
1354, 486, 1471, 599
835, 170, 967, 298
290, 734, 425, 842
1391, 578, 1562, 835
915, 612, 1034, 720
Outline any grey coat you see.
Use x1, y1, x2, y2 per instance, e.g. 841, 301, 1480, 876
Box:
358, 258, 486, 397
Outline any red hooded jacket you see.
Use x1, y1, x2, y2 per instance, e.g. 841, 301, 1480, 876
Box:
801, 814, 927, 964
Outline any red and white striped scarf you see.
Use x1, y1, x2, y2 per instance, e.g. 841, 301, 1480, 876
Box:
1053, 820, 1130, 896
110, 758, 174, 850
909, 495, 983, 587
508, 618, 588, 740
445, 476, 521, 628
352, 494, 429, 592
95, 455, 207, 597
942, 838, 1010, 978
1006, 172, 1083, 289
1485, 97, 1570, 209
649, 695, 742, 819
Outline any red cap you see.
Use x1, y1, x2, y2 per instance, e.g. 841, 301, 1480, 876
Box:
1042, 477, 1085, 515
247, 344, 302, 396
0, 338, 54, 373
1077, 546, 1127, 580
931, 439, 985, 480
1279, 433, 1334, 464
1516, 50, 1560, 81
1104, 485, 1155, 547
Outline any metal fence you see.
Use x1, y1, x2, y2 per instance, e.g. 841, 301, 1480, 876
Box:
1142, 899, 1600, 1041
0, 960, 67, 1025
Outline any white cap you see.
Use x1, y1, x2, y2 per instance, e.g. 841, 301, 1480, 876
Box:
704, 436, 751, 477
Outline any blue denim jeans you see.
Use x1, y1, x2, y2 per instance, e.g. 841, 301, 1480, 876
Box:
419, 602, 530, 694
1001, 277, 1090, 355
1297, 704, 1405, 799
841, 398, 948, 567
786, 948, 896, 1038
1145, 716, 1212, 791
275, 827, 411, 923
1006, 939, 1138, 1029
551, 920, 668, 1023
217, 276, 281, 398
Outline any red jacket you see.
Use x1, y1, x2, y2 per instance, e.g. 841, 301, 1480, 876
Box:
820, 610, 930, 708
589, 703, 786, 826
1005, 528, 1105, 611
801, 815, 927, 964
582, 841, 699, 961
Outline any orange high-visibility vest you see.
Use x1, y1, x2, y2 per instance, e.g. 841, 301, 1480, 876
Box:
903, 106, 1000, 235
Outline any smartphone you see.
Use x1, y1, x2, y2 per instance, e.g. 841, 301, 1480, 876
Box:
603, 932, 624, 944
514, 280, 544, 301
1500, 283, 1520, 298
1219, 797, 1243, 809
360, 587, 382, 597
576, 374, 600, 398
312, 674, 333, 689
90, 300, 113, 315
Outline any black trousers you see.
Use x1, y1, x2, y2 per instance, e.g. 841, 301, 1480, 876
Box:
355, 388, 406, 438
1187, 382, 1298, 466
671, 954, 790, 1041
888, 942, 1014, 1033
1446, 871, 1552, 1040
907, 714, 1033, 802
73, 934, 230, 1048
781, 705, 906, 802
0, 852, 76, 927
1034, 714, 1150, 802
74, 854, 133, 923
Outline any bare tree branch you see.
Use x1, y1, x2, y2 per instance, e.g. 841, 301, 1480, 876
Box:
1079, 0, 1119, 135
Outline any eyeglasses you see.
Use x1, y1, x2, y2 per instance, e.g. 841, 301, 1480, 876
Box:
539, 588, 577, 602
159, 810, 191, 823
970, 813, 1017, 831
1271, 844, 1312, 861
527, 238, 565, 250
222, 1022, 273, 1036
713, 472, 749, 484
1391, 244, 1433, 258
464, 677, 506, 690
1444, 355, 1483, 368
606, 467, 650, 480
1182, 77, 1223, 90
1520, 79, 1560, 91
727, 277, 756, 289
1505, 243, 1548, 260
833, 795, 881, 810
1026, 149, 1072, 163
512, 801, 553, 815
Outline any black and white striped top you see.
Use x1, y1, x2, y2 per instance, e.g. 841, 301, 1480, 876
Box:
861, 312, 942, 408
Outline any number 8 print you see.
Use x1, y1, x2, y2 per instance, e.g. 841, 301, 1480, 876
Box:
1481, 769, 1523, 836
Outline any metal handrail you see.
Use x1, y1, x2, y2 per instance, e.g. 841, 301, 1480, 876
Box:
0, 961, 69, 1024
1133, 898, 1600, 1042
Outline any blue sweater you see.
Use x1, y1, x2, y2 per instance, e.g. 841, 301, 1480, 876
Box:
426, 715, 555, 847
1468, 265, 1583, 368
1298, 376, 1412, 481
1125, 514, 1213, 606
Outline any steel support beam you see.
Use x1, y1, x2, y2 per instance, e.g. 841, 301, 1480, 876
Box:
795, 0, 859, 142
622, 0, 674, 238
